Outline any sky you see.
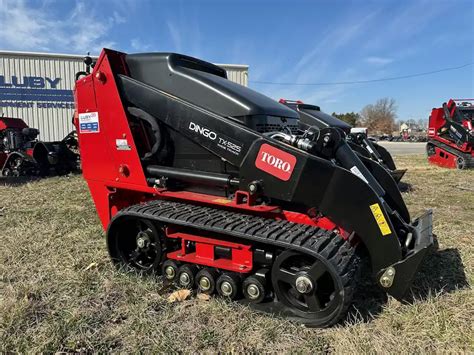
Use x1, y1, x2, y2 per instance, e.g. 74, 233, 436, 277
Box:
0, 0, 472, 120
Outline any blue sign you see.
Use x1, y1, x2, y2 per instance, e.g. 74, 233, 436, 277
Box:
0, 75, 75, 109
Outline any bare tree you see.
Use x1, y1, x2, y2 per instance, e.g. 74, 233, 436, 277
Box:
360, 98, 397, 134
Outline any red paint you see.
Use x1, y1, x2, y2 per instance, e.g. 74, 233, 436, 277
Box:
166, 229, 253, 273
255, 143, 296, 181
279, 98, 304, 104
279, 209, 350, 240
428, 145, 458, 169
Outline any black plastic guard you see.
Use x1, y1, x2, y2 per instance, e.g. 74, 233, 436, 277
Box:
373, 142, 397, 170
379, 210, 434, 299
390, 169, 407, 183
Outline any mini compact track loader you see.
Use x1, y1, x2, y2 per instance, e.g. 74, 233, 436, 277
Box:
279, 99, 406, 183
0, 117, 79, 176
427, 99, 474, 169
74, 49, 434, 327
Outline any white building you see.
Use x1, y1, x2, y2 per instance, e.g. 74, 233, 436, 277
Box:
0, 50, 249, 141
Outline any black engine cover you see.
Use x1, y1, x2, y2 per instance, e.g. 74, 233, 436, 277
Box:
125, 53, 298, 129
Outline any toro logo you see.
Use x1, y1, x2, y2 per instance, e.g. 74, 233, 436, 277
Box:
255, 143, 296, 181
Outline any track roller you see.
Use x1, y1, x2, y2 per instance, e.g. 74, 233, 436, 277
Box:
456, 156, 466, 169
216, 273, 241, 300
243, 272, 267, 303
178, 264, 198, 288
196, 268, 218, 294
162, 260, 179, 281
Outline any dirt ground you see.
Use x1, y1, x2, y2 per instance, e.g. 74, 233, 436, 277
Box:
1, 155, 473, 353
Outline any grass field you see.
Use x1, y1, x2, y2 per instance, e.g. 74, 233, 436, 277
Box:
1, 155, 473, 353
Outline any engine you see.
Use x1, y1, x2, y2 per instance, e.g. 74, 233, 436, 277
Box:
0, 128, 39, 152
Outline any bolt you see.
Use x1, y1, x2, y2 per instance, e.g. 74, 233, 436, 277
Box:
380, 276, 391, 288
249, 183, 257, 194
380, 267, 396, 288
179, 272, 191, 286
220, 281, 233, 296
295, 276, 313, 294
246, 284, 260, 300
199, 276, 211, 291
137, 237, 147, 248
164, 266, 176, 280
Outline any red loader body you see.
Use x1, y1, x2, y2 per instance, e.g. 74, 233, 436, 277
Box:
427, 99, 474, 169
74, 49, 434, 327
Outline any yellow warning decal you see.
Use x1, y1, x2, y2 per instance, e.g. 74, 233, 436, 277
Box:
212, 198, 232, 204
369, 203, 392, 236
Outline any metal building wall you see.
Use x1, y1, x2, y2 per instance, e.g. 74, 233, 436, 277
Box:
217, 64, 249, 87
0, 51, 249, 142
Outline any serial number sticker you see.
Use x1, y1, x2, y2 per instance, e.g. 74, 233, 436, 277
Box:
116, 139, 131, 151
212, 198, 232, 204
78, 112, 100, 133
369, 203, 392, 236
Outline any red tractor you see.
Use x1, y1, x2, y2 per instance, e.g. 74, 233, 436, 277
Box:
74, 49, 434, 327
427, 99, 474, 169
0, 116, 79, 176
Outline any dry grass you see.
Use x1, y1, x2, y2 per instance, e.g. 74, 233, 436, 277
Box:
0, 155, 473, 353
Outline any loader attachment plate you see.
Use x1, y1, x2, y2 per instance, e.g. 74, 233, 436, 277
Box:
381, 210, 434, 299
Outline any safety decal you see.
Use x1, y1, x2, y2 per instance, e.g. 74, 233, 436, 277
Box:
79, 112, 99, 133
255, 143, 296, 181
369, 203, 392, 236
350, 166, 368, 183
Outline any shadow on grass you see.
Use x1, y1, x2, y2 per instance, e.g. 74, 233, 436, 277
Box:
405, 248, 469, 301
0, 176, 41, 186
398, 181, 414, 193
346, 247, 468, 324
0, 172, 81, 187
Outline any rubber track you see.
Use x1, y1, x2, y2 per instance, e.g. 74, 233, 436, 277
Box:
114, 199, 360, 326
429, 140, 474, 168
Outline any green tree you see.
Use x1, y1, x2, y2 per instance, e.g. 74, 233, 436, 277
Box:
331, 112, 360, 126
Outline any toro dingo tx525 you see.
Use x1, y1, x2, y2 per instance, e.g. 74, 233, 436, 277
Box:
74, 49, 434, 327
427, 99, 474, 169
